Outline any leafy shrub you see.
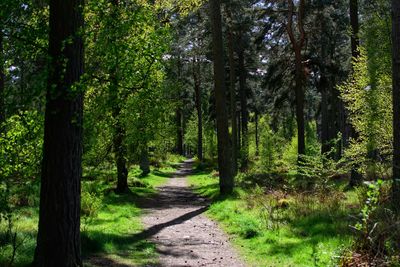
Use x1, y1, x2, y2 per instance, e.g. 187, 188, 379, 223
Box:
342, 180, 400, 266
81, 191, 102, 229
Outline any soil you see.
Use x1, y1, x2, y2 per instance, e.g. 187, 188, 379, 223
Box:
140, 159, 246, 267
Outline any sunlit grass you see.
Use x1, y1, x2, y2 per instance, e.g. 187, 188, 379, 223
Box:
188, 171, 358, 267
0, 164, 176, 267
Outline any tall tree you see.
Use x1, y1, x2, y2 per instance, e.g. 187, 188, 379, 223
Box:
34, 0, 84, 265
210, 0, 233, 194
0, 27, 4, 124
348, 0, 363, 187
286, 0, 306, 160
226, 10, 238, 175
392, 0, 400, 206
192, 56, 203, 161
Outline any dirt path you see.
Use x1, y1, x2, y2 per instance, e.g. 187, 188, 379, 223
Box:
140, 159, 246, 267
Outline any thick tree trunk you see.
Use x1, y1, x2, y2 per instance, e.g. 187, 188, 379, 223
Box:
193, 58, 203, 161
34, 0, 84, 265
227, 22, 238, 175
238, 47, 249, 169
392, 0, 400, 206
210, 0, 233, 194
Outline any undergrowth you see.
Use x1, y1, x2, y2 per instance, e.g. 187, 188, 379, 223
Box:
188, 169, 359, 267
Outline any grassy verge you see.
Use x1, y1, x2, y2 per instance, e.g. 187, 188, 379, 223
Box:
188, 170, 359, 267
0, 165, 178, 267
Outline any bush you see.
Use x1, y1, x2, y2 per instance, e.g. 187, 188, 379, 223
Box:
81, 191, 102, 230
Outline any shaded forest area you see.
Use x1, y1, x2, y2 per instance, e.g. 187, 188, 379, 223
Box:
1, 0, 400, 266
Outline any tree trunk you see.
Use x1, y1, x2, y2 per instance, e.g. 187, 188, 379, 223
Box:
348, 0, 363, 187
286, 0, 306, 161
295, 60, 306, 158
113, 112, 129, 193
255, 111, 259, 157
392, 0, 400, 206
238, 46, 249, 169
0, 27, 5, 124
193, 58, 203, 161
210, 0, 233, 194
140, 145, 150, 176
34, 0, 84, 265
227, 19, 238, 175
176, 108, 184, 155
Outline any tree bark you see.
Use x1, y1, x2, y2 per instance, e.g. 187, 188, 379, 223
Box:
112, 109, 129, 193
140, 144, 150, 176
227, 17, 238, 175
34, 0, 84, 265
210, 0, 233, 194
193, 58, 203, 161
392, 0, 400, 206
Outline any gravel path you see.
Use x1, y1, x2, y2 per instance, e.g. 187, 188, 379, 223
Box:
140, 159, 246, 267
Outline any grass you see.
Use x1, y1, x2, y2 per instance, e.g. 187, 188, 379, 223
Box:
188, 170, 359, 267
0, 164, 178, 267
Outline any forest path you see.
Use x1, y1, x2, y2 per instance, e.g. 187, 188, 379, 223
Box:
140, 159, 246, 267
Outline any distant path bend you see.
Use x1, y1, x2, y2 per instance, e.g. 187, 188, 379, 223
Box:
140, 159, 246, 267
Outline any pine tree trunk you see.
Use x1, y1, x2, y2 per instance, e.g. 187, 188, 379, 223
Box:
295, 60, 306, 158
192, 57, 203, 161
238, 47, 249, 169
34, 0, 84, 265
227, 21, 238, 175
210, 0, 233, 194
391, 0, 400, 206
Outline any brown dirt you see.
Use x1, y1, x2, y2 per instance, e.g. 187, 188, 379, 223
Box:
140, 159, 246, 267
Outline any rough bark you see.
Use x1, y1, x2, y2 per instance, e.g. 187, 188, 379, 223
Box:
192, 57, 203, 161
34, 0, 84, 265
210, 0, 233, 194
392, 0, 400, 206
227, 17, 238, 175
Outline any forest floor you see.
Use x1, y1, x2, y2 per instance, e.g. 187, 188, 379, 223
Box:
139, 159, 246, 267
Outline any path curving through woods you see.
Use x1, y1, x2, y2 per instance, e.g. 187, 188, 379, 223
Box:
140, 159, 246, 267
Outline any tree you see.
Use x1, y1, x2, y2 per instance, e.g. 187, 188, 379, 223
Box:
210, 0, 233, 194
34, 0, 84, 265
0, 26, 4, 124
286, 0, 306, 161
392, 0, 400, 206
192, 56, 203, 161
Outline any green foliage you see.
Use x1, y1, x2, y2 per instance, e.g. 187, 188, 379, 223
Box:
188, 171, 357, 267
344, 180, 400, 266
339, 48, 392, 177
81, 191, 102, 229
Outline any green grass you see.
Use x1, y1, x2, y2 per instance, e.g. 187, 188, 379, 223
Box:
0, 164, 177, 267
188, 171, 358, 267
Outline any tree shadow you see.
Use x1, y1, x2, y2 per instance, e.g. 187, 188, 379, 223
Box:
82, 206, 208, 266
